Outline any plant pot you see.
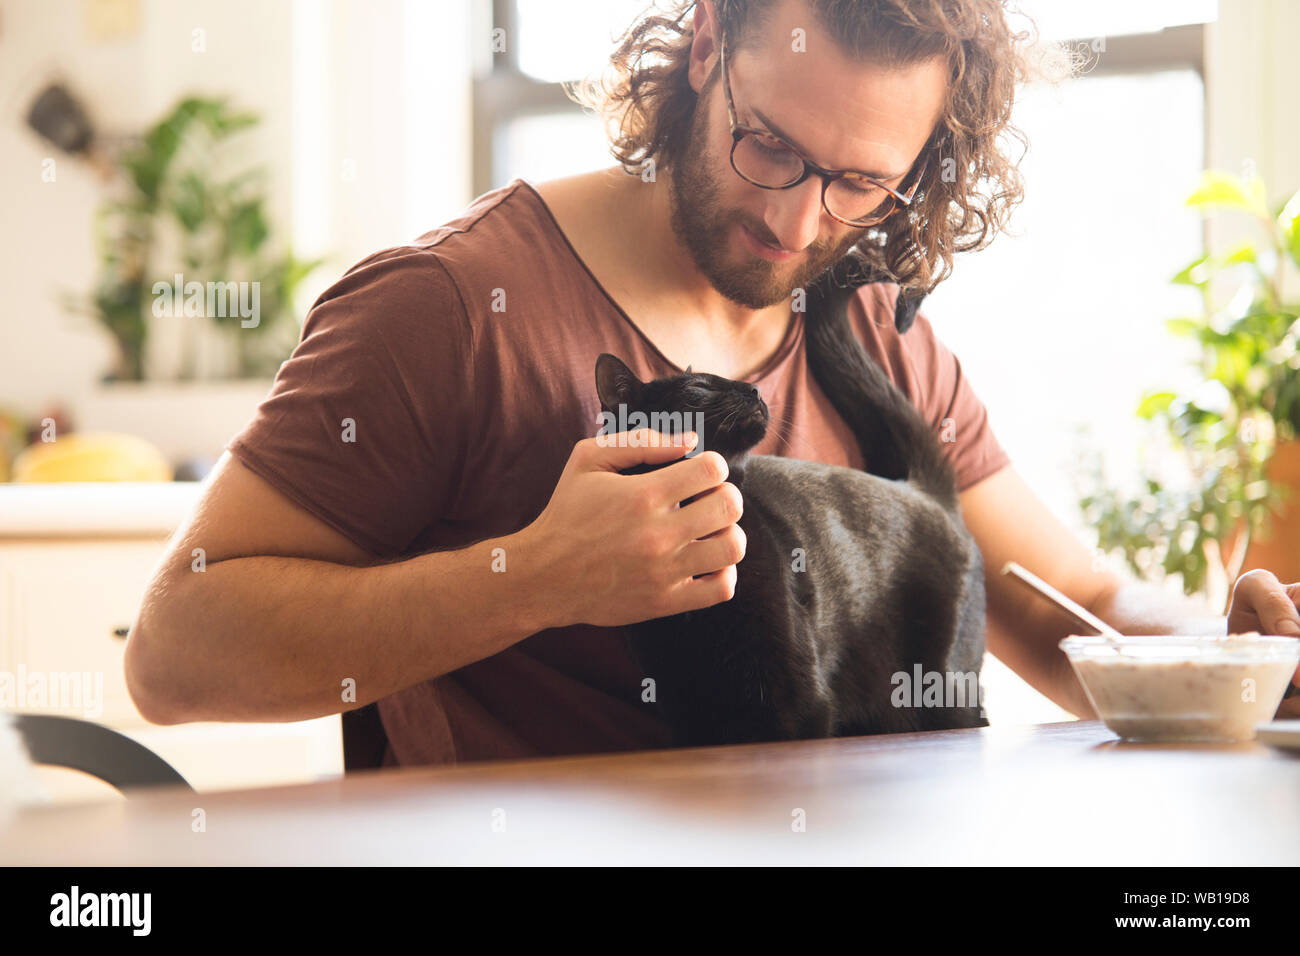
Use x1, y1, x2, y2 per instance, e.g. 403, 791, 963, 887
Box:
1224, 437, 1300, 586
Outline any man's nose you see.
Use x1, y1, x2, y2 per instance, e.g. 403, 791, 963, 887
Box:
762, 178, 824, 252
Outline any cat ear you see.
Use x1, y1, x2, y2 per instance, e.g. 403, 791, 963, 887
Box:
595, 353, 641, 409
684, 365, 693, 375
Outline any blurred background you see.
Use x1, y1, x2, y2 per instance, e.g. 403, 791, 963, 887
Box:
3, 0, 1300, 797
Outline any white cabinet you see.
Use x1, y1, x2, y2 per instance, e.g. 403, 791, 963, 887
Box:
0, 539, 163, 727
0, 485, 343, 795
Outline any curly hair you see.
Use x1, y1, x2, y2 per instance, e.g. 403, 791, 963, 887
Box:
570, 0, 1056, 295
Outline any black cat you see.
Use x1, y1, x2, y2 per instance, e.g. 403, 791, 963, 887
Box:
595, 265, 987, 746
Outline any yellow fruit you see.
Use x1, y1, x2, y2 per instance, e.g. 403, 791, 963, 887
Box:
11, 433, 173, 483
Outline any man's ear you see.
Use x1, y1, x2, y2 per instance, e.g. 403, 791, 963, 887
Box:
595, 353, 642, 411
687, 0, 721, 95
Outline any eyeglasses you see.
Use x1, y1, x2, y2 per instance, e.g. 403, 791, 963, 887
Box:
718, 31, 929, 227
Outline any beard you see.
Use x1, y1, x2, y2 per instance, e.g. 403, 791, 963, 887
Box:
667, 93, 867, 310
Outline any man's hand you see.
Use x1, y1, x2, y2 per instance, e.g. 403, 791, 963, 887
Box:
1226, 569, 1300, 716
520, 428, 746, 629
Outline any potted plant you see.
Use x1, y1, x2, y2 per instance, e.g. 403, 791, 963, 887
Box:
1076, 170, 1300, 613
62, 96, 323, 469
69, 95, 321, 381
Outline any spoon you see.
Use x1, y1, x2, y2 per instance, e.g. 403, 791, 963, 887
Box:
1002, 562, 1299, 697
1000, 561, 1124, 642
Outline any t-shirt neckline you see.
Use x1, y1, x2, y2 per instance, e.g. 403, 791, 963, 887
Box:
514, 177, 802, 386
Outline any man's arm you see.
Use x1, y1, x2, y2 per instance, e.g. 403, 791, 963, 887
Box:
126, 453, 541, 725
958, 465, 1233, 719
125, 433, 745, 725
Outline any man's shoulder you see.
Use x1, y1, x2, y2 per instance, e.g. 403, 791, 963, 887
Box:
337, 179, 537, 278
407, 178, 542, 255
308, 180, 556, 318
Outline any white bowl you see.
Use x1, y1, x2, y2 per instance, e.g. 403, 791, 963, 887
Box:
1060, 633, 1300, 742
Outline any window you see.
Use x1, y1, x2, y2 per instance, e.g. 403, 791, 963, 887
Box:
923, 17, 1212, 527
474, 0, 647, 191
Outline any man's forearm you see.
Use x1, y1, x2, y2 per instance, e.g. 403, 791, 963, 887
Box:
1089, 580, 1226, 637
126, 530, 556, 724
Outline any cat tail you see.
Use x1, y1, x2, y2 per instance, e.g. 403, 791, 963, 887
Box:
802, 255, 959, 512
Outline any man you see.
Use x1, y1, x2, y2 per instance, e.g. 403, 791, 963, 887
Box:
125, 0, 1300, 766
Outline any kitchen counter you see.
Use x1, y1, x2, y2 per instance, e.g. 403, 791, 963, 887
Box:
0, 482, 203, 538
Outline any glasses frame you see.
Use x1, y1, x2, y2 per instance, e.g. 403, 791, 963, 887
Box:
718, 31, 929, 227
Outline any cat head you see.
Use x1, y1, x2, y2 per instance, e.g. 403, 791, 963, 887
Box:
594, 353, 770, 465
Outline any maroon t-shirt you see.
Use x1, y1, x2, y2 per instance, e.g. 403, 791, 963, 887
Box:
228, 178, 1012, 767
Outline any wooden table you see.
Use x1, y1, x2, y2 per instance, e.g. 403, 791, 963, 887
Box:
2, 720, 1297, 865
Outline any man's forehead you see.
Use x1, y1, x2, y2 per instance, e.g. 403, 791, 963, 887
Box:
730, 9, 948, 177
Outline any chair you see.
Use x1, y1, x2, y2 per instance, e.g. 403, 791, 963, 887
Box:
13, 714, 193, 792
340, 702, 388, 771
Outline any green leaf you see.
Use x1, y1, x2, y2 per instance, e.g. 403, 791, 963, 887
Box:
281, 254, 325, 291
1221, 241, 1257, 265
1164, 317, 1203, 338
227, 201, 268, 256
215, 111, 259, 137
1171, 254, 1211, 286
1184, 170, 1268, 217
170, 171, 208, 233
1278, 188, 1300, 268
1137, 390, 1177, 419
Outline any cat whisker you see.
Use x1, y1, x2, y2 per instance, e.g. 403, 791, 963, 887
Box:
766, 429, 796, 452
762, 412, 814, 454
